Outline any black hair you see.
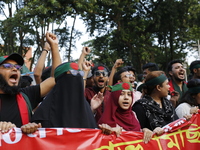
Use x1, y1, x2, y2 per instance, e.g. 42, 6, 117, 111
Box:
137, 74, 144, 82
20, 75, 33, 88
123, 66, 136, 74
0, 74, 20, 94
113, 66, 136, 85
167, 59, 183, 73
178, 79, 200, 106
189, 60, 200, 75
142, 62, 159, 71
187, 78, 200, 88
91, 64, 110, 76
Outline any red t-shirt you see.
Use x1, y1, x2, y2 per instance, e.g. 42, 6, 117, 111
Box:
84, 87, 110, 122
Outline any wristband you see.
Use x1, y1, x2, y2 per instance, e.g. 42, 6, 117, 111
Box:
43, 49, 49, 53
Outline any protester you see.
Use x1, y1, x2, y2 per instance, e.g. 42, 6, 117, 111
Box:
110, 65, 142, 102
136, 62, 159, 92
133, 71, 178, 134
189, 60, 200, 80
136, 74, 144, 91
167, 59, 187, 107
85, 70, 94, 88
34, 41, 51, 84
85, 64, 110, 122
175, 79, 200, 118
142, 62, 159, 79
108, 59, 124, 86
113, 66, 136, 87
32, 62, 97, 128
77, 46, 94, 88
0, 32, 61, 133
98, 82, 154, 143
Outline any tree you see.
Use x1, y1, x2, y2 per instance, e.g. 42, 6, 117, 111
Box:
80, 0, 200, 73
0, 0, 83, 70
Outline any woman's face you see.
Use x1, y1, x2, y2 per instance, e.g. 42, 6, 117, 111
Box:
118, 90, 132, 110
159, 79, 170, 97
193, 93, 200, 104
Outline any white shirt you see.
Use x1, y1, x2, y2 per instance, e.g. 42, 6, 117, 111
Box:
175, 103, 192, 118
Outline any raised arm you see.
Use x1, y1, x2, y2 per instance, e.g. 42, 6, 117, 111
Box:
39, 32, 62, 97
108, 59, 124, 86
82, 60, 93, 88
77, 47, 91, 70
34, 42, 51, 84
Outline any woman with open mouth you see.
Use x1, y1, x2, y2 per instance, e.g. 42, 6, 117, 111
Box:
98, 82, 154, 144
132, 71, 178, 135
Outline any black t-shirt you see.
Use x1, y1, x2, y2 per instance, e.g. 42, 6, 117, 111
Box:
0, 85, 41, 127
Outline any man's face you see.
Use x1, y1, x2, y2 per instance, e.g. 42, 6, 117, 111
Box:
86, 77, 94, 87
0, 59, 21, 87
120, 71, 135, 88
143, 68, 151, 79
193, 68, 200, 79
93, 70, 109, 89
169, 63, 185, 81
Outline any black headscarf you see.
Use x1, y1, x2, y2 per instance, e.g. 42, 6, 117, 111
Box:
32, 62, 97, 128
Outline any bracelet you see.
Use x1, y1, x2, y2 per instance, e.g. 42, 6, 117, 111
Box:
83, 78, 87, 80
43, 49, 49, 53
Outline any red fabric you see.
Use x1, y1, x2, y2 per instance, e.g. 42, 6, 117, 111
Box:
70, 63, 79, 70
97, 66, 104, 70
16, 93, 29, 125
98, 90, 141, 131
169, 80, 174, 93
169, 80, 187, 94
122, 83, 130, 90
85, 87, 110, 122
1, 113, 200, 149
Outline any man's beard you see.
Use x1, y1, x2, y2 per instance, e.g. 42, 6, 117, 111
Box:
0, 74, 20, 95
93, 80, 106, 90
174, 75, 185, 82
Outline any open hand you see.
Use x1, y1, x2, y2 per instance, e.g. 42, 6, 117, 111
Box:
91, 92, 104, 112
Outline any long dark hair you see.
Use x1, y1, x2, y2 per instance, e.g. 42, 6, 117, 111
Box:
178, 79, 200, 107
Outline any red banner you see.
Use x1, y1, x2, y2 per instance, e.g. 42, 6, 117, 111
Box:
1, 113, 200, 150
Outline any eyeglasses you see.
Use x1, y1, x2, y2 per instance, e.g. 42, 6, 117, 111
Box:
0, 63, 22, 70
69, 70, 84, 77
94, 71, 108, 77
122, 74, 135, 78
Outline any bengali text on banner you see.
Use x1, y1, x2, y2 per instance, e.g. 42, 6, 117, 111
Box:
0, 113, 200, 150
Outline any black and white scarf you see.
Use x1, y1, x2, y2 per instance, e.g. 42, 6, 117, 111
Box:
136, 95, 176, 130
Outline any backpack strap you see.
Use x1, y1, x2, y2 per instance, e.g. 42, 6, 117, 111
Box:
20, 92, 33, 119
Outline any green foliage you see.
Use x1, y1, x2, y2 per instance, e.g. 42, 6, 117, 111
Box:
0, 0, 199, 73
80, 0, 200, 73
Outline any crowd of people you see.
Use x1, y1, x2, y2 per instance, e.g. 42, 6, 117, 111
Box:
0, 32, 199, 144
